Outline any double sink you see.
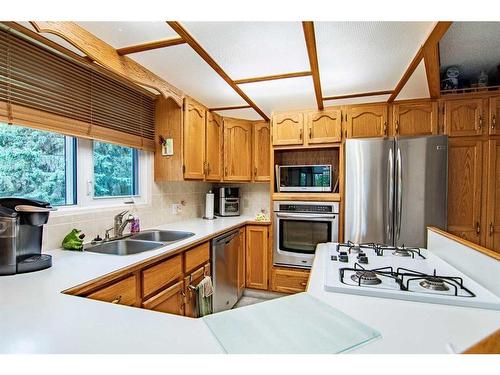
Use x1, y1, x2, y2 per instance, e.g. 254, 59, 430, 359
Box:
84, 230, 195, 256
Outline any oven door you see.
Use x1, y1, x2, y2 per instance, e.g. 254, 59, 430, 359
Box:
274, 212, 337, 269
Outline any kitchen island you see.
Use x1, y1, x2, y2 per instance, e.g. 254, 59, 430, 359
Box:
0, 219, 498, 354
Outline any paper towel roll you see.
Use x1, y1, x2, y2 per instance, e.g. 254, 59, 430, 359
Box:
204, 191, 214, 219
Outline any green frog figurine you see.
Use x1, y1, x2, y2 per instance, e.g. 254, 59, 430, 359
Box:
62, 229, 86, 251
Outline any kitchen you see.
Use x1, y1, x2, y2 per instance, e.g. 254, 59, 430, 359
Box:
1, 1, 500, 373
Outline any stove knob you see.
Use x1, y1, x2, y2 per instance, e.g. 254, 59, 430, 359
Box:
359, 256, 368, 264
339, 255, 349, 262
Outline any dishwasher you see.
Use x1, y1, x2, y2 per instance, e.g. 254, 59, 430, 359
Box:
211, 229, 240, 313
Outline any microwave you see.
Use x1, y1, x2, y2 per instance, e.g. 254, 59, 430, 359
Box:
276, 164, 332, 192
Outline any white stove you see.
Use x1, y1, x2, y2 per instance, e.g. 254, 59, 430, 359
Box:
324, 241, 500, 310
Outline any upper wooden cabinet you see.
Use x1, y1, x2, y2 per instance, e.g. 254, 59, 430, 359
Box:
253, 121, 271, 181
224, 118, 253, 181
272, 112, 304, 146
183, 98, 206, 179
246, 225, 268, 290
489, 96, 500, 136
346, 104, 388, 138
447, 138, 484, 245
444, 98, 484, 137
205, 112, 223, 181
306, 109, 342, 144
486, 140, 500, 254
392, 101, 438, 136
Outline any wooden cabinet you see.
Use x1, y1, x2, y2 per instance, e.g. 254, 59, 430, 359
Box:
346, 104, 388, 138
205, 112, 223, 180
141, 255, 183, 298
272, 112, 304, 146
237, 227, 246, 298
444, 98, 484, 137
486, 140, 500, 254
253, 121, 271, 181
271, 268, 309, 294
223, 118, 253, 181
183, 98, 206, 179
306, 109, 342, 144
142, 280, 185, 315
392, 101, 438, 136
86, 275, 138, 306
447, 138, 484, 244
184, 264, 211, 318
245, 225, 268, 290
489, 96, 500, 136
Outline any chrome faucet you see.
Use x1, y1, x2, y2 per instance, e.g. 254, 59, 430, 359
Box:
113, 210, 134, 238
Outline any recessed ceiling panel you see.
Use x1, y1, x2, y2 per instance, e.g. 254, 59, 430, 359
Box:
76, 22, 178, 48
440, 22, 500, 82
316, 22, 435, 97
323, 95, 391, 107
239, 76, 316, 115
182, 22, 310, 80
396, 60, 429, 100
214, 108, 262, 121
131, 45, 246, 108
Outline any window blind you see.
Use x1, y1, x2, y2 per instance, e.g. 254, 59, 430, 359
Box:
0, 29, 156, 151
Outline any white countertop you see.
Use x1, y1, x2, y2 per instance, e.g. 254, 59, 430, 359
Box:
1, 218, 498, 353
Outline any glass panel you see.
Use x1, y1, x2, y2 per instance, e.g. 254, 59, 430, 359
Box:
0, 122, 76, 206
93, 141, 138, 197
281, 165, 331, 188
224, 202, 239, 213
280, 220, 331, 254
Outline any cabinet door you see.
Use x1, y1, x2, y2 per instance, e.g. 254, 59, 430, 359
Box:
306, 109, 342, 144
184, 264, 210, 318
272, 112, 304, 146
271, 268, 309, 294
346, 104, 388, 138
489, 96, 500, 136
246, 225, 268, 290
141, 255, 182, 298
486, 140, 500, 254
223, 118, 252, 181
205, 112, 223, 181
183, 98, 206, 179
237, 227, 246, 298
142, 280, 185, 315
253, 121, 271, 181
447, 139, 483, 244
86, 275, 138, 306
444, 98, 484, 137
393, 101, 438, 136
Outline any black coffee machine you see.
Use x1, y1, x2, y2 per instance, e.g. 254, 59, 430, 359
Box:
0, 198, 53, 275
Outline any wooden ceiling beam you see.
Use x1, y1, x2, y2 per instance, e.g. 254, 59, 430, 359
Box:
323, 90, 394, 101
302, 21, 324, 110
167, 21, 269, 121
116, 37, 186, 56
209, 105, 252, 111
388, 21, 452, 103
234, 71, 312, 85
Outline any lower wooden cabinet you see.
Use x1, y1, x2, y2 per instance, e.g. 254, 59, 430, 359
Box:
142, 280, 185, 315
184, 242, 210, 273
245, 225, 268, 290
86, 275, 138, 306
184, 263, 211, 318
237, 227, 246, 298
271, 268, 310, 294
141, 254, 183, 298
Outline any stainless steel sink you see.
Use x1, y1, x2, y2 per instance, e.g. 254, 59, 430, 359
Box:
129, 230, 195, 243
85, 239, 164, 256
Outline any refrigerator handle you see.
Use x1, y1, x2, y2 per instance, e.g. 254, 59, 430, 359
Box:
396, 147, 403, 242
387, 147, 394, 242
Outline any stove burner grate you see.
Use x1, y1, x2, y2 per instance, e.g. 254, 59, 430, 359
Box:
351, 270, 382, 285
376, 245, 426, 259
336, 241, 377, 254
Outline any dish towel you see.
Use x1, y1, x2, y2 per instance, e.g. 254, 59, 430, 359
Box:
196, 276, 213, 317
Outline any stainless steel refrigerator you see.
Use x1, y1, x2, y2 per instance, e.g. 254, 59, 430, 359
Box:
344, 135, 448, 248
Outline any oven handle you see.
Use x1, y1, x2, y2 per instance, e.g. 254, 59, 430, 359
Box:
275, 213, 336, 220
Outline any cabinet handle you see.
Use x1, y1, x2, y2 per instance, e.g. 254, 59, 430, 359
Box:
207, 162, 210, 175
300, 282, 307, 287
478, 115, 483, 130
492, 115, 497, 129
224, 166, 228, 176
395, 120, 399, 135
254, 167, 257, 176
299, 128, 303, 140
383, 121, 388, 136
308, 127, 312, 139
476, 222, 481, 235
490, 222, 494, 236
111, 296, 122, 304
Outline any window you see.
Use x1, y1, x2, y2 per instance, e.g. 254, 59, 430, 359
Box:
0, 123, 76, 206
93, 141, 138, 198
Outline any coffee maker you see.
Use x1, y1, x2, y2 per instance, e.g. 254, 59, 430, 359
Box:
0, 198, 53, 275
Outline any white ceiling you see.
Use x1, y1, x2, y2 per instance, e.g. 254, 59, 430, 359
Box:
18, 21, 445, 119
213, 108, 262, 120
396, 60, 430, 100
440, 22, 500, 80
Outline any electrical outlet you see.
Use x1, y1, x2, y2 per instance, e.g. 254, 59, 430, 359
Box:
172, 203, 182, 215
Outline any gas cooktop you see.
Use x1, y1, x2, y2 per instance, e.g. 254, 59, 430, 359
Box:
324, 241, 500, 310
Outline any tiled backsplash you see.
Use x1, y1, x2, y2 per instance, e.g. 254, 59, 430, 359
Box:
43, 181, 270, 250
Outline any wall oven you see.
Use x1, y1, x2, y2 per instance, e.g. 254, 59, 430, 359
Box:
273, 201, 339, 269
276, 164, 332, 192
